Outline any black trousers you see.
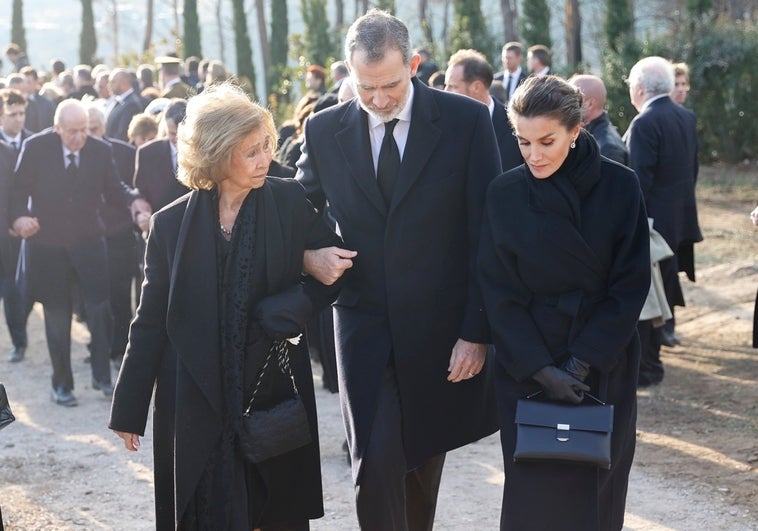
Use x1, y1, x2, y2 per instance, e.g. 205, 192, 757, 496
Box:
106, 228, 139, 360
356, 364, 446, 531
43, 294, 113, 391
637, 319, 664, 383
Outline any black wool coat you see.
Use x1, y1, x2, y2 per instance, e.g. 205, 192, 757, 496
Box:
109, 178, 341, 529
478, 135, 650, 531
297, 78, 501, 482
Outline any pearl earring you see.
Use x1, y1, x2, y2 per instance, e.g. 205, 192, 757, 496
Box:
570, 139, 576, 149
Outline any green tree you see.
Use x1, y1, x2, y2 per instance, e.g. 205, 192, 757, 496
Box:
601, 0, 639, 133
375, 0, 395, 13
80, 0, 98, 65
11, 0, 27, 54
521, 0, 552, 48
269, 0, 289, 96
301, 0, 333, 67
183, 0, 202, 58
449, 0, 494, 59
231, 0, 256, 98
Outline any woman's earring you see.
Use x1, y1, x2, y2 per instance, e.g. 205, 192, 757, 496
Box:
570, 139, 576, 149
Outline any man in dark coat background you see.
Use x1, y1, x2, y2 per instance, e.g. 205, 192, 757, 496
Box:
11, 99, 150, 406
105, 68, 145, 142
625, 56, 702, 385
444, 48, 523, 172
570, 74, 629, 165
297, 10, 500, 530
0, 89, 34, 362
493, 41, 528, 103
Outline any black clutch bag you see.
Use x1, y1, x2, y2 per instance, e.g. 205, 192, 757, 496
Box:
0, 384, 16, 431
240, 340, 312, 463
514, 393, 614, 469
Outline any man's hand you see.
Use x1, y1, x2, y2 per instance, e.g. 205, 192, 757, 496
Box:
447, 339, 487, 383
11, 216, 40, 239
130, 198, 152, 220
303, 246, 357, 285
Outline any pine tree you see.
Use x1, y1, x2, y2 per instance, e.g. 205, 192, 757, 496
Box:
604, 0, 634, 53
521, 0, 552, 48
231, 0, 257, 98
375, 0, 395, 13
269, 0, 289, 94
301, 0, 333, 67
11, 0, 27, 54
449, 0, 494, 58
183, 0, 202, 58
80, 0, 98, 65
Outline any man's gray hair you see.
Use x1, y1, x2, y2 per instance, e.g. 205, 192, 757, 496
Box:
628, 56, 674, 96
344, 8, 412, 65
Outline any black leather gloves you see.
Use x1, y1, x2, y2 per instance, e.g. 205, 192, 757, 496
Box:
532, 365, 590, 404
254, 284, 314, 340
561, 355, 591, 382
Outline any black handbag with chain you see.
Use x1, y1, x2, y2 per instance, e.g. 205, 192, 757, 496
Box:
0, 384, 16, 431
239, 340, 312, 463
514, 392, 614, 469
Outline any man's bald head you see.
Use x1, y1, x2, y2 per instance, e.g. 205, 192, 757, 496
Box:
55, 99, 89, 152
569, 74, 607, 124
109, 68, 132, 96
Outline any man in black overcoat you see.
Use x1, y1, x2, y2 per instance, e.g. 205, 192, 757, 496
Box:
625, 56, 702, 384
570, 74, 629, 165
105, 69, 145, 142
444, 48, 523, 172
10, 99, 149, 406
297, 10, 500, 530
132, 99, 189, 214
87, 104, 140, 366
0, 89, 34, 362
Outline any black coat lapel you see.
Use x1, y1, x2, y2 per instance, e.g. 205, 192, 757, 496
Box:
335, 101, 387, 217
166, 190, 223, 416
391, 78, 441, 209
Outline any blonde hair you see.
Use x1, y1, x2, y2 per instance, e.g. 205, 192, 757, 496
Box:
177, 82, 277, 191
672, 62, 690, 82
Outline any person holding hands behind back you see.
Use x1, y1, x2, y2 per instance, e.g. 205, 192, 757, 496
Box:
109, 82, 345, 530
478, 75, 651, 530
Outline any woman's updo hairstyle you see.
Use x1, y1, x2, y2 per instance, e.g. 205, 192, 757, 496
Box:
507, 75, 583, 131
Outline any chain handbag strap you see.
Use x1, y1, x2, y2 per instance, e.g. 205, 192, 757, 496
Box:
243, 339, 300, 416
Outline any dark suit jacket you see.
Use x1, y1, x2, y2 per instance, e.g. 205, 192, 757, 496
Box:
494, 69, 528, 98
102, 137, 137, 235
297, 78, 500, 481
624, 96, 702, 251
23, 94, 56, 133
109, 180, 340, 528
492, 98, 523, 172
133, 138, 189, 212
106, 91, 145, 142
11, 130, 137, 304
586, 112, 628, 165
0, 143, 15, 277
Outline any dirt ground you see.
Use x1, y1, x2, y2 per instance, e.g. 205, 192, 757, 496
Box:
0, 165, 756, 530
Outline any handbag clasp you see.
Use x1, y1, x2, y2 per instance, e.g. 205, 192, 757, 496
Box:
556, 423, 570, 442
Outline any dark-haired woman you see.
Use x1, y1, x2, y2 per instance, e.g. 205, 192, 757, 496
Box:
478, 75, 651, 530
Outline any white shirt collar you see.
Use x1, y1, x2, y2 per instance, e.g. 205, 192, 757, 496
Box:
485, 95, 495, 117
62, 145, 79, 166
2, 132, 21, 145
116, 88, 134, 103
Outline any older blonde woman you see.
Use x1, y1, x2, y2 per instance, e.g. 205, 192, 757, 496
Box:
109, 83, 343, 530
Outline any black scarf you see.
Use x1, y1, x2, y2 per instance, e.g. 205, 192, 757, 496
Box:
184, 187, 261, 530
527, 128, 601, 229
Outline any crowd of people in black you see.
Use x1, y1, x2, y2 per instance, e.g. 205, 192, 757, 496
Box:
0, 7, 707, 530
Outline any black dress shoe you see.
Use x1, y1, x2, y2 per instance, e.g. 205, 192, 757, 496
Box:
92, 379, 114, 397
51, 387, 78, 407
8, 346, 26, 363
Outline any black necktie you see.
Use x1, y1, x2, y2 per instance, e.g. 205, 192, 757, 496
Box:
67, 153, 78, 178
508, 74, 516, 100
10, 141, 18, 152
377, 119, 400, 206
